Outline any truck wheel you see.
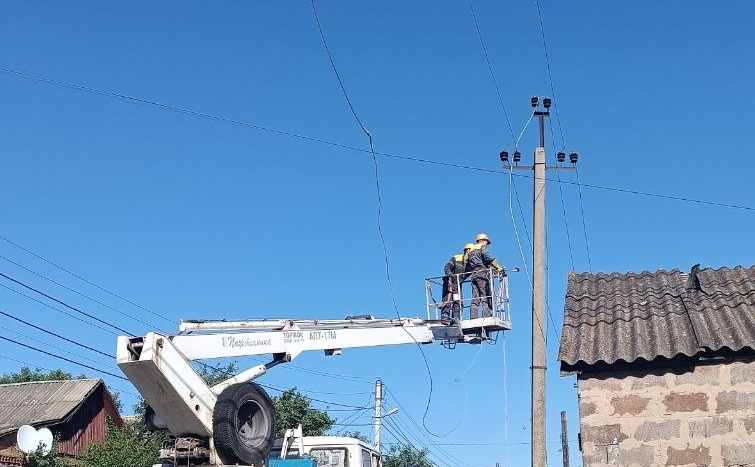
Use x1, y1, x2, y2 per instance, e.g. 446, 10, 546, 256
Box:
213, 382, 276, 465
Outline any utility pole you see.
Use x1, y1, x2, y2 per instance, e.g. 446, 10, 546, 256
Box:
499, 96, 578, 467
561, 411, 570, 467
374, 379, 383, 454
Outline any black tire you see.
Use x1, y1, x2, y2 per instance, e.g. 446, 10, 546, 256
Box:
213, 382, 276, 465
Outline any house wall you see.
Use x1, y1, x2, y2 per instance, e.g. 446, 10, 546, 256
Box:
578, 360, 755, 467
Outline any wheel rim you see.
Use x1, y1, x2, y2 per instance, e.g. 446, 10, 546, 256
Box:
237, 399, 268, 447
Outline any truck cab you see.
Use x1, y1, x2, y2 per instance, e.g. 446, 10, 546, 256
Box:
269, 436, 381, 467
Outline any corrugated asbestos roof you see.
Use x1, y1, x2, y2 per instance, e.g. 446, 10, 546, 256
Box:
0, 379, 101, 436
559, 265, 755, 372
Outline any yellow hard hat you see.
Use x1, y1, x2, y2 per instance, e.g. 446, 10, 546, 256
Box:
464, 243, 475, 251
475, 232, 491, 244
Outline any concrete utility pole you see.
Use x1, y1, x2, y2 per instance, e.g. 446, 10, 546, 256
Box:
561, 411, 570, 467
499, 96, 577, 467
374, 379, 383, 454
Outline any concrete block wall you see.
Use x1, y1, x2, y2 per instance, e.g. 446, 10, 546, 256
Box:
577, 360, 755, 467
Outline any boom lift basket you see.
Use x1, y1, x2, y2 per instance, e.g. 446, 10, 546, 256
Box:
425, 267, 512, 336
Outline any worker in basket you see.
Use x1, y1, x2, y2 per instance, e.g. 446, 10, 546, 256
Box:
441, 243, 474, 324
466, 232, 504, 319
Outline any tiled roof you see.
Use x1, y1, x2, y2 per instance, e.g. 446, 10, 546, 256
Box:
0, 379, 101, 437
558, 265, 755, 372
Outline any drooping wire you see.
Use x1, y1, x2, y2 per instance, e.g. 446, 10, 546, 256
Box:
467, 0, 515, 144
533, 0, 566, 150
575, 166, 593, 272
0, 233, 173, 326
0, 271, 135, 335
548, 125, 575, 271
309, 0, 447, 440
502, 334, 511, 467
0, 334, 127, 380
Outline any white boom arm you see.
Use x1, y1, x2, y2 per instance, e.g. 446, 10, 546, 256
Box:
116, 317, 462, 439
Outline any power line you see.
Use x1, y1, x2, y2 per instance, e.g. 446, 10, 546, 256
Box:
0, 233, 173, 326
533, 0, 566, 150
0, 323, 111, 368
0, 253, 170, 334
1, 68, 753, 212
0, 271, 135, 335
467, 0, 515, 144
0, 282, 117, 335
0, 334, 127, 380
0, 308, 114, 359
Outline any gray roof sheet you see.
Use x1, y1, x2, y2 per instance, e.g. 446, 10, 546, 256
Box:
0, 379, 101, 436
559, 265, 755, 372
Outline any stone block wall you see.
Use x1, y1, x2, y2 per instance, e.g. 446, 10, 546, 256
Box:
578, 360, 755, 467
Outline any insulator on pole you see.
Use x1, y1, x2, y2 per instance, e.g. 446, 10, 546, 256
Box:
557, 151, 566, 163
569, 152, 578, 164
500, 150, 509, 163
513, 151, 521, 163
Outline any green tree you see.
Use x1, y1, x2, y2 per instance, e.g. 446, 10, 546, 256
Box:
197, 361, 238, 386
341, 430, 369, 442
79, 418, 164, 467
0, 366, 85, 384
382, 444, 435, 467
26, 436, 70, 467
273, 388, 335, 438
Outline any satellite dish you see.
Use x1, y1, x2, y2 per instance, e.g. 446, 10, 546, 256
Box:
17, 425, 40, 454
37, 427, 53, 456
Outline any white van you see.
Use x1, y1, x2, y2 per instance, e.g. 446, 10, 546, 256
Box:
269, 436, 381, 467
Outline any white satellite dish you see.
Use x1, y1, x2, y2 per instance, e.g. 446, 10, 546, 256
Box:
37, 427, 53, 456
16, 425, 40, 454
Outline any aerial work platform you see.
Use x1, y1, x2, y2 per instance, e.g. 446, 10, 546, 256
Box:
425, 267, 512, 341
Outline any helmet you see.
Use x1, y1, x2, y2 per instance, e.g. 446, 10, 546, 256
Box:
464, 243, 475, 251
475, 232, 491, 244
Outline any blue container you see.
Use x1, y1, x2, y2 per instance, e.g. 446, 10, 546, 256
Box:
267, 459, 317, 467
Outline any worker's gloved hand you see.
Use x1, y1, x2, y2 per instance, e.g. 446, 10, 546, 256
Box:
497, 269, 506, 277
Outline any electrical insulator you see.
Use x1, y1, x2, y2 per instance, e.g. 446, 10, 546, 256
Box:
543, 97, 552, 109
530, 96, 539, 108
499, 150, 509, 163
557, 151, 566, 163
513, 151, 521, 163
569, 152, 578, 164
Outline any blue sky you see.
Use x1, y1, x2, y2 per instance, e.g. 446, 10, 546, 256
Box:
0, 2, 753, 466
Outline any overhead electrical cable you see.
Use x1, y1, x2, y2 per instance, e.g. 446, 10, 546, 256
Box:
0, 282, 117, 335
467, 0, 516, 143
0, 253, 170, 334
0, 308, 114, 358
0, 323, 112, 367
0, 334, 127, 380
308, 0, 449, 441
0, 68, 752, 211
0, 271, 135, 335
0, 233, 173, 325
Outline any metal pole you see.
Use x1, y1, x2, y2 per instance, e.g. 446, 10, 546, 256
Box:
374, 379, 383, 454
532, 116, 547, 467
561, 411, 570, 467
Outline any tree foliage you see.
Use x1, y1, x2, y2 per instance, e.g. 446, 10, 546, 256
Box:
26, 437, 70, 467
382, 444, 435, 467
272, 388, 335, 438
78, 418, 164, 467
0, 366, 85, 384
341, 430, 369, 443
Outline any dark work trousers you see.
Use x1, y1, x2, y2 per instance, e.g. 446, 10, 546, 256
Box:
441, 276, 461, 320
470, 269, 492, 319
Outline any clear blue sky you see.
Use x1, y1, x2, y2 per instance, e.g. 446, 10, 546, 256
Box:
0, 2, 753, 466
